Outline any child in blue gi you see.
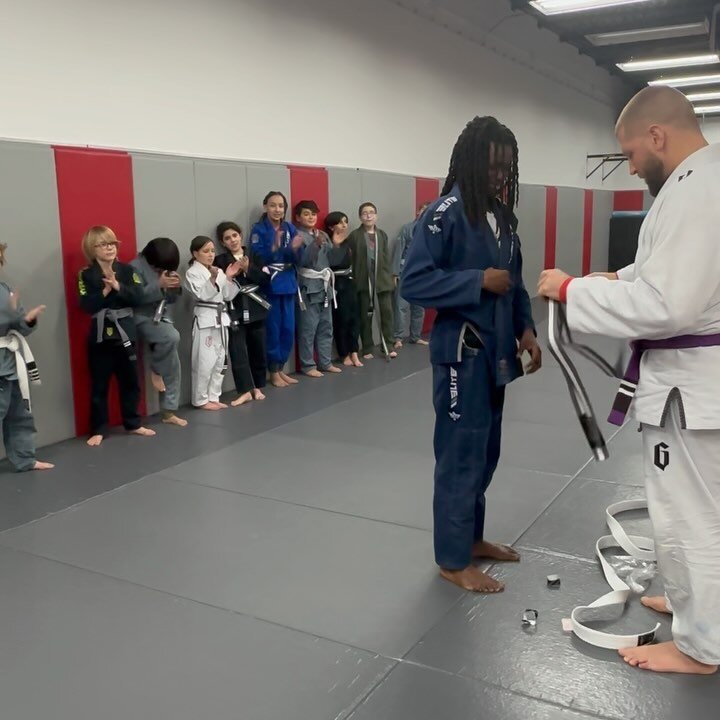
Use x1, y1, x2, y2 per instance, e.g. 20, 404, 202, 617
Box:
248, 192, 304, 388
401, 116, 542, 593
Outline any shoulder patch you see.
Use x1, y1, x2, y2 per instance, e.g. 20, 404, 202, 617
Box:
132, 272, 142, 284
77, 270, 87, 296
251, 233, 260, 245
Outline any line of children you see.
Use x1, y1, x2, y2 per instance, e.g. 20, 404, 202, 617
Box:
16, 196, 430, 462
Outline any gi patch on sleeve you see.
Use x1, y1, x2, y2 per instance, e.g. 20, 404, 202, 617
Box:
77, 272, 87, 296
132, 272, 142, 284
448, 366, 461, 421
251, 233, 260, 245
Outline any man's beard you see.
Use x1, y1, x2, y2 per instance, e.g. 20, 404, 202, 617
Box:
644, 156, 668, 197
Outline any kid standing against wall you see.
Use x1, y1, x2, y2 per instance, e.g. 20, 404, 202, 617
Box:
325, 212, 362, 368
0, 243, 53, 471
130, 237, 187, 427
248, 192, 304, 387
214, 221, 270, 404
346, 203, 396, 359
295, 200, 341, 377
185, 236, 242, 410
78, 226, 156, 446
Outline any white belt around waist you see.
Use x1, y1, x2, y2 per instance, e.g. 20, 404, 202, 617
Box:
297, 267, 337, 309
0, 330, 41, 410
570, 500, 660, 650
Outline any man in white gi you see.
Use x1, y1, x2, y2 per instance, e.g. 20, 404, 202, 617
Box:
538, 86, 719, 675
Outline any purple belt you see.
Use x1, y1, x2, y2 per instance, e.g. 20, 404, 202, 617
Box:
608, 333, 720, 426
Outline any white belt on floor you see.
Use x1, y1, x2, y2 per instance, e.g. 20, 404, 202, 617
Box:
571, 500, 660, 649
547, 301, 659, 649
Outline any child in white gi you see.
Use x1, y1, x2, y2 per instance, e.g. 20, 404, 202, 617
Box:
184, 236, 242, 410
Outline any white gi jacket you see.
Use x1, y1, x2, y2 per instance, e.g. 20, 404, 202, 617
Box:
184, 263, 239, 329
566, 143, 720, 429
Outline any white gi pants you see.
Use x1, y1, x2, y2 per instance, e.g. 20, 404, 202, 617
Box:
643, 401, 720, 664
191, 325, 226, 407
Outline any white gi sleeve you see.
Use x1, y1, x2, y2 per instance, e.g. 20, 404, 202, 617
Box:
567, 179, 720, 339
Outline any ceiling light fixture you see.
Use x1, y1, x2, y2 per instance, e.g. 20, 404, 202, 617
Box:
587, 21, 708, 47
618, 54, 720, 72
530, 0, 650, 15
649, 73, 720, 88
693, 104, 720, 114
686, 90, 720, 102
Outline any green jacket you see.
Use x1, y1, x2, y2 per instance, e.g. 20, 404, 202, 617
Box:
347, 226, 394, 294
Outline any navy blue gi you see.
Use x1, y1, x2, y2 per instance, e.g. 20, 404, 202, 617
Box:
249, 217, 301, 372
400, 186, 535, 569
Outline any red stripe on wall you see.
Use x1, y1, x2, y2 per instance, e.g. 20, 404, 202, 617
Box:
54, 146, 145, 436
582, 189, 594, 277
613, 190, 644, 212
416, 178, 441, 335
415, 177, 440, 210
288, 165, 329, 229
544, 186, 558, 269
288, 165, 329, 370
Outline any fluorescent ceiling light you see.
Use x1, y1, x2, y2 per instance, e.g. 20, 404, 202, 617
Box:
530, 0, 650, 15
587, 21, 708, 47
694, 104, 720, 114
686, 90, 720, 102
618, 54, 720, 72
649, 73, 720, 88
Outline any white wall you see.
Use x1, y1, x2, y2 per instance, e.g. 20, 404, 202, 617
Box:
1, 0, 637, 189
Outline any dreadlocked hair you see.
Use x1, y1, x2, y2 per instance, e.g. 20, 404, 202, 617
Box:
441, 116, 519, 227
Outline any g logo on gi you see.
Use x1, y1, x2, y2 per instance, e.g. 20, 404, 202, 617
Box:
653, 442, 669, 471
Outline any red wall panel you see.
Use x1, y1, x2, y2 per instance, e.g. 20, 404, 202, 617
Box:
54, 146, 145, 436
613, 190, 644, 212
288, 165, 329, 228
544, 186, 558, 269
416, 178, 441, 335
582, 189, 594, 277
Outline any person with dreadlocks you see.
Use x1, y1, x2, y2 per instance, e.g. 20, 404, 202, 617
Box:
401, 116, 541, 593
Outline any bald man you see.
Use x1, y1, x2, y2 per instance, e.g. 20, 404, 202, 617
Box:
538, 86, 720, 675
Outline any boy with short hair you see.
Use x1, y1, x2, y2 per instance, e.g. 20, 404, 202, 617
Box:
295, 200, 341, 377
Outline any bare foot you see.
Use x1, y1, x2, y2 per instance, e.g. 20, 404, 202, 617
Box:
415, 338, 429, 346
323, 365, 342, 373
87, 434, 103, 447
252, 389, 266, 401
394, 340, 403, 349
304, 369, 324, 378
129, 427, 156, 437
472, 540, 520, 562
363, 353, 374, 360
270, 373, 288, 388
215, 401, 229, 409
279, 371, 298, 385
151, 372, 166, 393
352, 353, 364, 367
342, 356, 353, 366
619, 641, 718, 675
440, 566, 504, 593
388, 351, 398, 359
231, 392, 253, 406
33, 460, 54, 470
641, 596, 672, 614
162, 414, 188, 427
199, 402, 224, 410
